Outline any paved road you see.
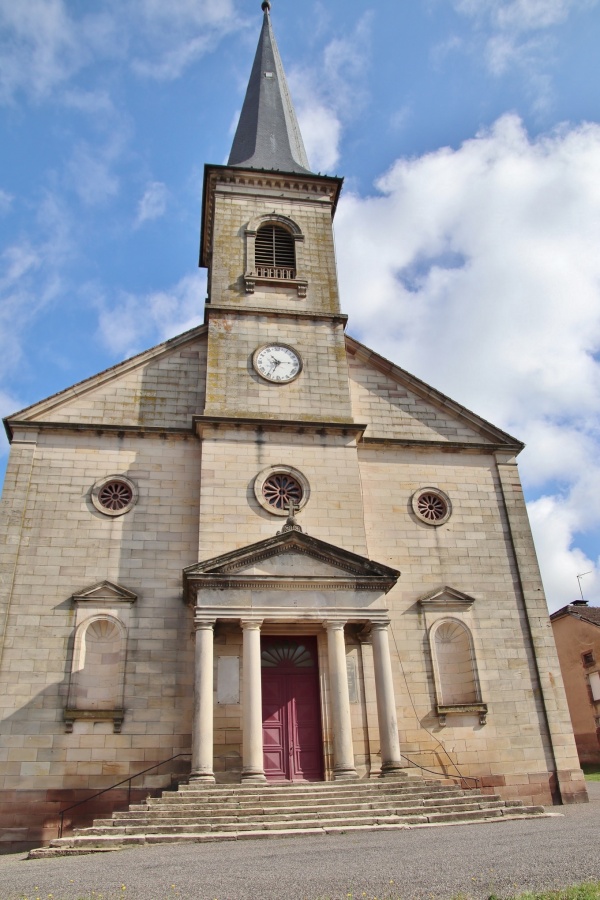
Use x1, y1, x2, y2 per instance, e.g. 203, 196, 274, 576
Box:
1, 784, 599, 900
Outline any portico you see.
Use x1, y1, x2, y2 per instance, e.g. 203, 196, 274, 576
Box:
183, 529, 403, 784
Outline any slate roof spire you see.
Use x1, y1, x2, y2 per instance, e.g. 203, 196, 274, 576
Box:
228, 1, 312, 174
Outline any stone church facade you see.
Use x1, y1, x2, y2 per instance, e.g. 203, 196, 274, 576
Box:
0, 2, 587, 851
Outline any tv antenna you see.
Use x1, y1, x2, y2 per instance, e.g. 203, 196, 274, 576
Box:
576, 571, 593, 602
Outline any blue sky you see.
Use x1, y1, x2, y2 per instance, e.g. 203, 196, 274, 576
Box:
1, 0, 599, 610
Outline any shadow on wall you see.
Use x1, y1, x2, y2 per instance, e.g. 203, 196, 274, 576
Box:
0, 683, 192, 854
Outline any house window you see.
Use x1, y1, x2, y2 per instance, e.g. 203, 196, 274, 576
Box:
255, 224, 296, 280
582, 650, 595, 668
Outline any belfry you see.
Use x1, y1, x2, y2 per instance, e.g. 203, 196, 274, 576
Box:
0, 1, 588, 852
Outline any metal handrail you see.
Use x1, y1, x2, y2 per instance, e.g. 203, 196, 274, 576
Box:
58, 753, 192, 838
401, 753, 481, 790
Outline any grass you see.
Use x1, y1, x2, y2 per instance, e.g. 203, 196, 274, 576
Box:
581, 764, 600, 782
312, 883, 600, 900
13, 882, 600, 900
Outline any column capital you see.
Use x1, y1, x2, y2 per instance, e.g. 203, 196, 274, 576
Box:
324, 620, 347, 633
194, 619, 216, 632
370, 620, 391, 632
241, 619, 263, 631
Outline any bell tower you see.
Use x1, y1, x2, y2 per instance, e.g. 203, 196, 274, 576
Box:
196, 0, 368, 559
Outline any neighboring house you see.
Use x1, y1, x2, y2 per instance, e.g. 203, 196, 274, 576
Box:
0, 1, 587, 853
551, 601, 600, 765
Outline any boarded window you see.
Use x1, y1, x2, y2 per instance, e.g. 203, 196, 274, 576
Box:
255, 225, 296, 276
433, 620, 480, 705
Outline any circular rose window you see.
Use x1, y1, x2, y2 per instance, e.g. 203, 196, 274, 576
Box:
91, 475, 138, 517
263, 472, 303, 511
412, 487, 451, 526
254, 466, 310, 517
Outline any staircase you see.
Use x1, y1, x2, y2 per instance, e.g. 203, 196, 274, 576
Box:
30, 776, 550, 857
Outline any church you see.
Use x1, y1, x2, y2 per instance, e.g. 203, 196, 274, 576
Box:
0, 1, 587, 851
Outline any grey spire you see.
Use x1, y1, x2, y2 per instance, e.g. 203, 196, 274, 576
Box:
228, 2, 312, 174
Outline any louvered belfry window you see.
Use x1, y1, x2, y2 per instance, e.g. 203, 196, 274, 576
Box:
255, 224, 296, 280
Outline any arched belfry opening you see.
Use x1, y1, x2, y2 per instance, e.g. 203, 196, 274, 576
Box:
255, 223, 296, 279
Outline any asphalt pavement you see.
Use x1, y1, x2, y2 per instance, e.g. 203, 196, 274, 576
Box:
0, 783, 599, 900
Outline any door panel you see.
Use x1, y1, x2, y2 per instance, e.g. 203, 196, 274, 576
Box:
261, 676, 287, 779
261, 638, 323, 782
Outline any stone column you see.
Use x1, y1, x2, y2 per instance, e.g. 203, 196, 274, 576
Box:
241, 620, 267, 783
371, 621, 403, 776
190, 619, 216, 783
326, 621, 358, 780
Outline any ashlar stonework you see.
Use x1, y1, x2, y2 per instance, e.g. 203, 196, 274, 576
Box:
0, 2, 587, 853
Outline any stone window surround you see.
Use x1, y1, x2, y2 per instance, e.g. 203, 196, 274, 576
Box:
419, 588, 487, 727
91, 474, 138, 517
65, 613, 127, 734
429, 617, 486, 726
412, 486, 452, 527
244, 213, 307, 298
64, 581, 137, 734
253, 464, 310, 517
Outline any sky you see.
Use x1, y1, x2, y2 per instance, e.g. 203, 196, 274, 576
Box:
0, 0, 599, 611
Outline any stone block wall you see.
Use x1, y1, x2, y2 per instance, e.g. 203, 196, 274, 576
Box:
0, 428, 201, 850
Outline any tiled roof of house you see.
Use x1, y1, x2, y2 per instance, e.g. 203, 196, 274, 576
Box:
550, 603, 600, 626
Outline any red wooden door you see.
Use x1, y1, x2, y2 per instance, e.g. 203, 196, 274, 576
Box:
261, 638, 323, 782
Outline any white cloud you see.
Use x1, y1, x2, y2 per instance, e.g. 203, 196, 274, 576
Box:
135, 182, 169, 227
0, 189, 13, 215
455, 0, 594, 31
0, 388, 23, 458
127, 0, 242, 81
0, 192, 71, 394
0, 0, 85, 103
449, 0, 599, 108
291, 13, 373, 174
97, 271, 205, 359
0, 0, 240, 105
335, 113, 600, 611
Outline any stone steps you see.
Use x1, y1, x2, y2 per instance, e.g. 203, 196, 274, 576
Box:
29, 776, 550, 858
95, 797, 511, 828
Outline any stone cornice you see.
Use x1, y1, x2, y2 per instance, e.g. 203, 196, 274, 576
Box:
7, 421, 196, 440
360, 437, 522, 454
188, 576, 395, 592
193, 608, 391, 626
194, 415, 366, 438
204, 304, 347, 326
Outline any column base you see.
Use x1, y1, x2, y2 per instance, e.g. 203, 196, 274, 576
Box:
241, 771, 267, 784
333, 768, 359, 781
379, 764, 408, 779
189, 772, 216, 784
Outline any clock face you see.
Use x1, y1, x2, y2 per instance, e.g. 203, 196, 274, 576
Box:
254, 344, 302, 383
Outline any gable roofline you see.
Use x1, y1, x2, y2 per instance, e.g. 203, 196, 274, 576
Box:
346, 334, 524, 452
184, 530, 400, 603
550, 603, 600, 626
3, 323, 208, 442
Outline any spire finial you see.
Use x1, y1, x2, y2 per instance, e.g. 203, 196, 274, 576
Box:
261, 1, 271, 12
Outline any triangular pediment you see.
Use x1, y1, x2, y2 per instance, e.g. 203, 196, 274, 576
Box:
4, 325, 207, 438
72, 580, 137, 604
184, 530, 399, 601
418, 585, 476, 610
346, 336, 523, 450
